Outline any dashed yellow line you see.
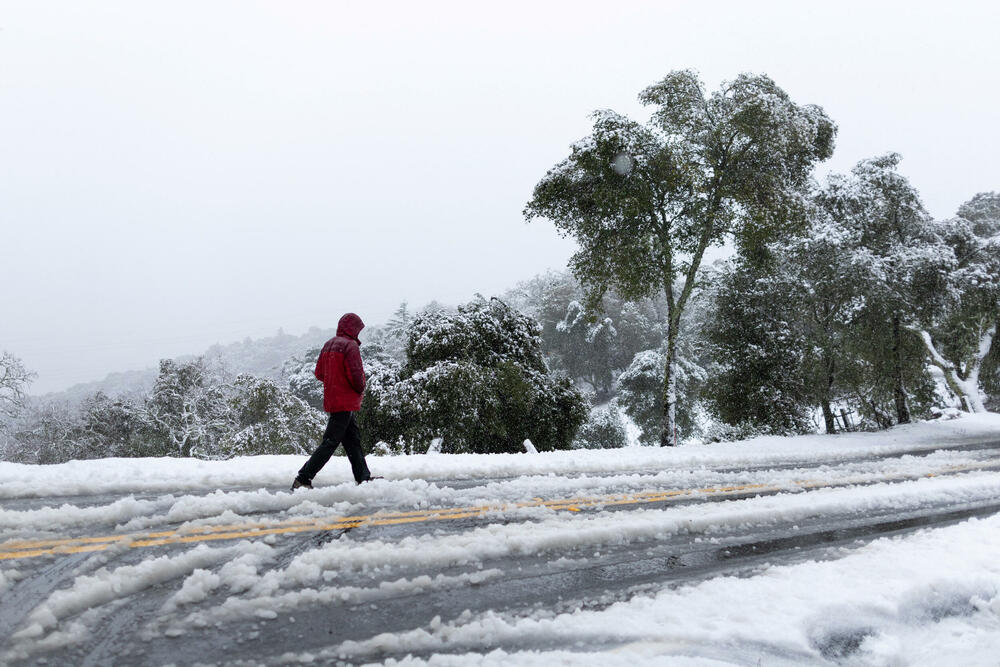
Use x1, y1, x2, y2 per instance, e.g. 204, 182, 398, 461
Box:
1, 461, 997, 562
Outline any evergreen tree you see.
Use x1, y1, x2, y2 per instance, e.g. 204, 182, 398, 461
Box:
913, 192, 1000, 412
617, 275, 711, 445
763, 199, 872, 433
819, 154, 937, 424
146, 358, 230, 458
75, 392, 165, 458
362, 298, 587, 454
526, 70, 835, 445
704, 259, 813, 435
386, 301, 412, 341
219, 376, 325, 457
283, 346, 325, 411
572, 404, 628, 449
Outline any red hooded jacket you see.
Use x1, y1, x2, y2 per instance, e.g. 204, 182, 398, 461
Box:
314, 313, 366, 413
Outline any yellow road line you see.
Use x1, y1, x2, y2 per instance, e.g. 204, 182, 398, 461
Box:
1, 461, 997, 562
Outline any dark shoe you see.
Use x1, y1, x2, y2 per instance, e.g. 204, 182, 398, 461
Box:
292, 478, 313, 491
356, 476, 383, 485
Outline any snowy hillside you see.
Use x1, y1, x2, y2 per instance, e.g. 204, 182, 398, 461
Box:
29, 327, 338, 409
2, 414, 999, 665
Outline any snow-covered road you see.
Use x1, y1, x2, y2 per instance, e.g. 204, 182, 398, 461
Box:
2, 415, 1000, 666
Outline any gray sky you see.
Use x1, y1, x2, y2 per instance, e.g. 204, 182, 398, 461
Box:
2, 0, 998, 393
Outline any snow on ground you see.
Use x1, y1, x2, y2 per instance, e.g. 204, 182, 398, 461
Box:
0, 443, 993, 541
1, 413, 1000, 665
288, 512, 1000, 666
118, 470, 1000, 638
1, 415, 998, 543
1, 413, 998, 501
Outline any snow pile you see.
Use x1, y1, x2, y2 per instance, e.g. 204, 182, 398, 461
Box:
132, 470, 1000, 636
1, 413, 998, 665
0, 566, 20, 595
1, 413, 998, 500
323, 513, 1000, 666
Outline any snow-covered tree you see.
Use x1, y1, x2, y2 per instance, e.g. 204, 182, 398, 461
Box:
503, 272, 668, 408
72, 392, 164, 459
526, 70, 835, 445
913, 192, 1000, 412
3, 400, 75, 463
363, 298, 587, 454
616, 277, 711, 445
616, 349, 669, 445
572, 403, 628, 449
760, 198, 874, 433
218, 376, 325, 457
386, 301, 412, 341
554, 301, 618, 397
146, 358, 230, 458
0, 352, 35, 426
819, 154, 938, 424
283, 346, 325, 411
704, 259, 813, 436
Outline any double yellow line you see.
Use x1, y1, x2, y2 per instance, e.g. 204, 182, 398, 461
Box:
1, 459, 996, 562
0, 484, 763, 561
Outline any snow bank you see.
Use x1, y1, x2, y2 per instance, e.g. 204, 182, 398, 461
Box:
2, 413, 998, 500
322, 512, 1000, 666
149, 471, 1000, 633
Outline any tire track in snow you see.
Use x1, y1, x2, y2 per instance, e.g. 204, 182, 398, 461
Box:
4, 454, 1000, 562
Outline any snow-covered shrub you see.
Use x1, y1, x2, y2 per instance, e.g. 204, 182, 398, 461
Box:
704, 260, 814, 437
357, 356, 408, 453
362, 298, 588, 454
572, 404, 627, 449
218, 376, 325, 458
616, 348, 705, 446
283, 346, 324, 411
700, 420, 767, 443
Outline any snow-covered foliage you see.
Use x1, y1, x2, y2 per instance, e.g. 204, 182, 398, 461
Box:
504, 272, 666, 403
914, 193, 1000, 412
282, 346, 324, 411
572, 403, 628, 449
700, 155, 981, 436
0, 351, 34, 425
218, 376, 325, 457
3, 356, 332, 463
526, 70, 835, 445
146, 358, 232, 459
704, 259, 813, 436
360, 298, 587, 455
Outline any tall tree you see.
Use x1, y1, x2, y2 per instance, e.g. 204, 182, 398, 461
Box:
525, 70, 835, 445
770, 198, 872, 433
819, 154, 936, 424
914, 192, 1000, 412
705, 259, 813, 435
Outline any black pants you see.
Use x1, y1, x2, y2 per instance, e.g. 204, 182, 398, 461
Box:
298, 412, 371, 484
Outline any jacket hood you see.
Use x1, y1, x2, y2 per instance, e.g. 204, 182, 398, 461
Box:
337, 313, 365, 341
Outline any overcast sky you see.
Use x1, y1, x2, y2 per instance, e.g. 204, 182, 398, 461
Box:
2, 0, 998, 394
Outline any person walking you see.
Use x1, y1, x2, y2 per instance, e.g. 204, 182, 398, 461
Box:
292, 313, 374, 489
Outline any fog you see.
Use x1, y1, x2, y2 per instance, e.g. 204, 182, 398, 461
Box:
1, 0, 997, 393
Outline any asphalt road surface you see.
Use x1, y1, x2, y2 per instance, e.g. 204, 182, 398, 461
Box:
2, 438, 1000, 666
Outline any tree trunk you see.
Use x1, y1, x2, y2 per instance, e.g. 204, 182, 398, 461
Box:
821, 354, 836, 434
660, 314, 679, 447
917, 324, 995, 413
821, 401, 836, 434
892, 315, 911, 424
